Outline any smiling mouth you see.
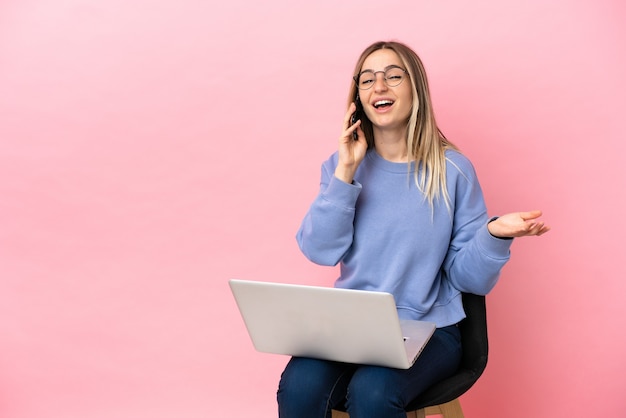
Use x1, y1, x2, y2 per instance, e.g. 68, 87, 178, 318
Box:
373, 100, 394, 109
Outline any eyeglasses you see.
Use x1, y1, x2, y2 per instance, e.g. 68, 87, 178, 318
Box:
353, 65, 409, 90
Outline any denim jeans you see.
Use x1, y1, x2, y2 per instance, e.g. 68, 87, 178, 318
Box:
277, 325, 461, 418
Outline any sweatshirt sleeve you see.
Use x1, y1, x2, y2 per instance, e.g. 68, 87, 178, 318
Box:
442, 155, 513, 295
296, 159, 362, 266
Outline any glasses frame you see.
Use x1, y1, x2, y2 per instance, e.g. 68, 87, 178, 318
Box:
353, 65, 409, 90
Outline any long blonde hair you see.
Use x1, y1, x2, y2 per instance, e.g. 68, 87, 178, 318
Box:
348, 41, 458, 210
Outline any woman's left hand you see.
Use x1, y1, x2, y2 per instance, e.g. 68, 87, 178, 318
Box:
487, 210, 550, 238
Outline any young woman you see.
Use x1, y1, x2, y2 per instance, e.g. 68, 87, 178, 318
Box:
277, 40, 549, 418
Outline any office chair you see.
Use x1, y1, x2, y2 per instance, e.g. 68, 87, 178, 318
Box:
332, 292, 489, 418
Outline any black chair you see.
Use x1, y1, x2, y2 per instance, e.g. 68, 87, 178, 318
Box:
332, 293, 489, 418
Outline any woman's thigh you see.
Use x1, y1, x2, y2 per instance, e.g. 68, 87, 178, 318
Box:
345, 325, 462, 418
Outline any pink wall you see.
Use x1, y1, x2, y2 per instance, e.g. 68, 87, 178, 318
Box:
1, 1, 624, 417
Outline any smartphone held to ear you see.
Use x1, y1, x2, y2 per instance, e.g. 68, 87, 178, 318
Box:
351, 112, 360, 140
351, 100, 363, 141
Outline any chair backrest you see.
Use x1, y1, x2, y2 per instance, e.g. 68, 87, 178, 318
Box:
406, 293, 488, 410
458, 293, 488, 374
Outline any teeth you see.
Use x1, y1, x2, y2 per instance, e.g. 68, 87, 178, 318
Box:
374, 100, 393, 107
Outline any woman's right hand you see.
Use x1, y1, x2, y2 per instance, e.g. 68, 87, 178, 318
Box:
334, 102, 369, 184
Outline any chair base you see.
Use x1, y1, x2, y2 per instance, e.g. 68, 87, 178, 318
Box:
412, 399, 465, 418
331, 398, 464, 418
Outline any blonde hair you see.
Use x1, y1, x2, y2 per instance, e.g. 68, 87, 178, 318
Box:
348, 41, 459, 210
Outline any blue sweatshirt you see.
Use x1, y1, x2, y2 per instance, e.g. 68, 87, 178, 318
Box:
296, 149, 513, 327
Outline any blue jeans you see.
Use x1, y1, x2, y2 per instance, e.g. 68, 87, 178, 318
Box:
277, 325, 462, 418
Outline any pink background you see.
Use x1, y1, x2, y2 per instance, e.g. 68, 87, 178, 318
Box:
1, 1, 625, 417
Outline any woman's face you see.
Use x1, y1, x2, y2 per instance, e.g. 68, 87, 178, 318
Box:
358, 49, 413, 135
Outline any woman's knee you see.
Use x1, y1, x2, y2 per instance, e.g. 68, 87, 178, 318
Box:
278, 358, 353, 416
345, 367, 404, 414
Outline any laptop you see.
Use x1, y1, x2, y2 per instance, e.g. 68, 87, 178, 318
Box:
229, 279, 436, 369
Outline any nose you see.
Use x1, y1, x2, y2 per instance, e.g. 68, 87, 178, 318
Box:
373, 73, 388, 92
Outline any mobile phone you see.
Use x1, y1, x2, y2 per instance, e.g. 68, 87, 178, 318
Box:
351, 100, 363, 140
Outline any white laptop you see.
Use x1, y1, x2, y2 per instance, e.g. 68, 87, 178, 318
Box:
229, 279, 436, 369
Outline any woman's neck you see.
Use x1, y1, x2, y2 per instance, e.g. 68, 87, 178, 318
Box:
373, 129, 409, 163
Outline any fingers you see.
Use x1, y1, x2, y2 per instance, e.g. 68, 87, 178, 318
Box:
527, 222, 544, 235
524, 219, 551, 237
343, 102, 356, 128
340, 121, 361, 144
520, 210, 543, 221
516, 210, 548, 236
534, 222, 551, 236
341, 102, 363, 143
521, 210, 550, 236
